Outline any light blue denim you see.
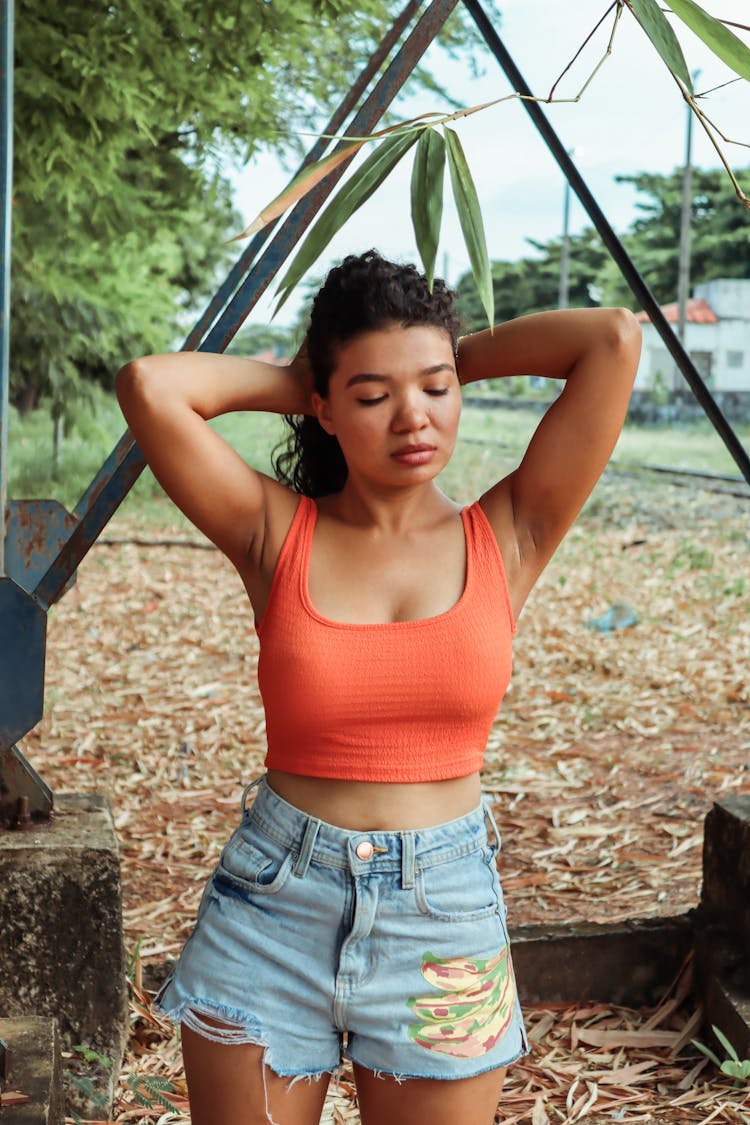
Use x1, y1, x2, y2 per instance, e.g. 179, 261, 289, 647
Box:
155, 775, 528, 1082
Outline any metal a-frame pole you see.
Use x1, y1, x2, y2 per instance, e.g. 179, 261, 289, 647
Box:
33, 0, 460, 613
1, 0, 460, 816
463, 0, 750, 486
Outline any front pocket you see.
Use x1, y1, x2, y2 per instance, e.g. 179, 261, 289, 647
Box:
215, 824, 293, 897
415, 846, 500, 922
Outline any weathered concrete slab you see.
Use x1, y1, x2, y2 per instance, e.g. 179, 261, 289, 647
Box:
0, 1018, 62, 1125
702, 969, 750, 1060
701, 796, 750, 944
0, 793, 127, 1116
694, 797, 750, 1062
510, 914, 694, 1006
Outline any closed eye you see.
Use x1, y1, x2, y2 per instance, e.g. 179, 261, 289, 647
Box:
425, 387, 449, 396
357, 395, 388, 406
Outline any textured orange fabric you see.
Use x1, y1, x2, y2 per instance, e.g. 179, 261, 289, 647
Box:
256, 496, 515, 782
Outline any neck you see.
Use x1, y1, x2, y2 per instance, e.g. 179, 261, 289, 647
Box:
324, 478, 454, 533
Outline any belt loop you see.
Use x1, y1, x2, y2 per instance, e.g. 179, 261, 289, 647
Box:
241, 775, 264, 815
293, 816, 321, 879
482, 795, 502, 851
401, 832, 416, 890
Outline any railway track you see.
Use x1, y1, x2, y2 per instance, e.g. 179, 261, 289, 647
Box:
462, 435, 750, 500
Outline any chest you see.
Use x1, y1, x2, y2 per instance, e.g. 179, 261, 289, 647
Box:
307, 519, 467, 625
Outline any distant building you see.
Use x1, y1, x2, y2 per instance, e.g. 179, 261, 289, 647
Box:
635, 278, 750, 395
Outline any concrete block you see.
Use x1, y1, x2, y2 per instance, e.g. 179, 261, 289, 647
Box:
0, 794, 127, 1116
0, 1018, 62, 1125
510, 914, 694, 1006
693, 797, 750, 1063
701, 796, 750, 944
703, 971, 750, 1061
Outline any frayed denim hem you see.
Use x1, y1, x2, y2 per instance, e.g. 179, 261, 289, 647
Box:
154, 989, 341, 1123
343, 1040, 529, 1082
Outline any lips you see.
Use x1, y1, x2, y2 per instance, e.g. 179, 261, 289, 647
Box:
392, 443, 435, 455
390, 443, 437, 465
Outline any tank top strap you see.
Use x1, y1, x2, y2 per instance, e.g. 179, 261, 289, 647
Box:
255, 494, 316, 637
463, 500, 517, 635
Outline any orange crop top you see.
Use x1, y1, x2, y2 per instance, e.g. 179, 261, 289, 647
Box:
256, 496, 516, 783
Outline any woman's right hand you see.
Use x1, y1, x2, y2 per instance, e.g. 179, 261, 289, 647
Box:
287, 338, 315, 416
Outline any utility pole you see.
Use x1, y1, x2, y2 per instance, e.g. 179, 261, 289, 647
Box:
558, 171, 572, 310
675, 73, 699, 388
558, 148, 581, 310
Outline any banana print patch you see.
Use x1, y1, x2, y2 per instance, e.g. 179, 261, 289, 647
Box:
407, 946, 516, 1057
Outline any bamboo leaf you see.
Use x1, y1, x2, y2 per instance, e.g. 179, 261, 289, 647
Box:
235, 111, 445, 241
274, 127, 422, 313
411, 128, 446, 290
668, 0, 750, 81
232, 139, 366, 240
627, 0, 693, 89
444, 126, 494, 329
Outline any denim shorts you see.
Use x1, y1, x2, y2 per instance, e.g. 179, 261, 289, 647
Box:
155, 776, 528, 1082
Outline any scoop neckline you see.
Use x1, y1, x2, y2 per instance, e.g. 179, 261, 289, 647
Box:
300, 498, 473, 630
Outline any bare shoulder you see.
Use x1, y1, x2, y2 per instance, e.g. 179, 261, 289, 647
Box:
477, 477, 530, 620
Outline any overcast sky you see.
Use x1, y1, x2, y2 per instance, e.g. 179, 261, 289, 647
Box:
230, 0, 750, 326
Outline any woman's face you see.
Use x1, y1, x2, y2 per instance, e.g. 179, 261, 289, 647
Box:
312, 323, 461, 491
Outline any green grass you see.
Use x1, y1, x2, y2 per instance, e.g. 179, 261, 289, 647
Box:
5, 390, 748, 527
459, 403, 750, 477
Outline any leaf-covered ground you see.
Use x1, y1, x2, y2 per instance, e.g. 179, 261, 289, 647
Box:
20, 469, 750, 1124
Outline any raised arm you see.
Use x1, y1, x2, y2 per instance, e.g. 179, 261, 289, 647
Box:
115, 350, 311, 567
457, 308, 641, 607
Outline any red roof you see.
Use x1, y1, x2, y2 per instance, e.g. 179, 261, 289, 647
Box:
636, 298, 718, 325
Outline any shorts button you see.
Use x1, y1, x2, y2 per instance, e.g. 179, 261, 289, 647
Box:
356, 840, 374, 860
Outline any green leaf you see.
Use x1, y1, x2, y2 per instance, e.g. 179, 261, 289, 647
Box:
668, 0, 750, 81
721, 1058, 750, 1080
444, 127, 493, 329
712, 1024, 740, 1062
274, 127, 422, 313
691, 1037, 722, 1068
627, 0, 693, 89
411, 128, 446, 290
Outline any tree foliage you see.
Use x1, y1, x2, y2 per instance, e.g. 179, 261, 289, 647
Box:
595, 167, 750, 307
456, 229, 608, 331
456, 166, 750, 334
10, 0, 482, 419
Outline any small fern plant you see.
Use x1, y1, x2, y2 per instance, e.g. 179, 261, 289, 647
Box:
127, 1073, 179, 1113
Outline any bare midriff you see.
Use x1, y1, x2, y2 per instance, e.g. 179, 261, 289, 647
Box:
265, 769, 483, 831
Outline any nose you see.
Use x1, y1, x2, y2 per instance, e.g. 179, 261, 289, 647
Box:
392, 391, 428, 432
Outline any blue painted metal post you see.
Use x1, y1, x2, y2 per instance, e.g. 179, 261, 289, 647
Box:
0, 0, 14, 577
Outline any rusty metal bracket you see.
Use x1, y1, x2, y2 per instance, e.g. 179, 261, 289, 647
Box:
0, 746, 53, 829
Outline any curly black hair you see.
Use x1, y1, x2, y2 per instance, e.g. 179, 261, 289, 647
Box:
272, 250, 461, 497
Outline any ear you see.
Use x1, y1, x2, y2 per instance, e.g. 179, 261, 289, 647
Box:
312, 391, 336, 436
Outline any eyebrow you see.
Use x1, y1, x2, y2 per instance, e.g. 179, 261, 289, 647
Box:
345, 363, 454, 389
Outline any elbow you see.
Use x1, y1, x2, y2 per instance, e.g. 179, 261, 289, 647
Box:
115, 358, 141, 399
605, 308, 642, 380
115, 357, 155, 406
115, 358, 158, 428
608, 308, 642, 353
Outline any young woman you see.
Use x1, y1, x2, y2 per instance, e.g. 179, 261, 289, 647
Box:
116, 250, 641, 1125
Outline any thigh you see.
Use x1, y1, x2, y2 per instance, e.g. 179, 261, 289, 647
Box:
182, 1022, 331, 1125
353, 1062, 507, 1125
